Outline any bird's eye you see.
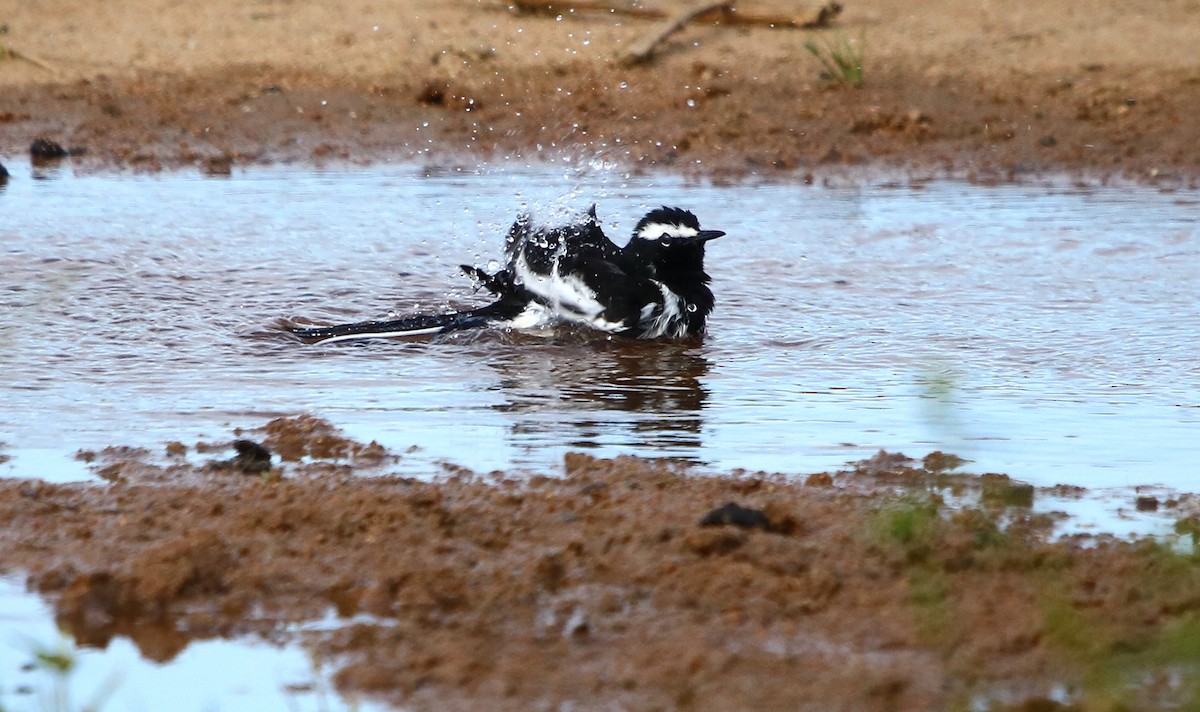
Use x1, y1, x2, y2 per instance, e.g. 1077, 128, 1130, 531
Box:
660, 239, 669, 246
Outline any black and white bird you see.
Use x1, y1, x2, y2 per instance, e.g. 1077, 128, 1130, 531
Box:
288, 205, 724, 344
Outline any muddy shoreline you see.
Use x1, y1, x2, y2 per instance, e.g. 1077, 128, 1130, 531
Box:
2, 2, 1199, 184
4, 61, 1199, 186
3, 419, 1200, 711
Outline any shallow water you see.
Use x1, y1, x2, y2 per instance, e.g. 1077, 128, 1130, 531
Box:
0, 576, 387, 712
1, 161, 1198, 489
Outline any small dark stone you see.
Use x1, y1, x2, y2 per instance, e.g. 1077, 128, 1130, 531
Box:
0, 162, 9, 179
417, 82, 446, 105
30, 137, 70, 160
1135, 496, 1159, 512
1038, 135, 1058, 147
699, 502, 770, 531
226, 439, 273, 474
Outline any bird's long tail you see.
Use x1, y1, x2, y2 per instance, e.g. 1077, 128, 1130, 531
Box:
288, 309, 494, 345
290, 265, 527, 344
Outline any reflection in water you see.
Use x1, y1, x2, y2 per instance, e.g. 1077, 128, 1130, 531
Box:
484, 337, 710, 461
0, 577, 381, 712
31, 162, 66, 181
58, 595, 194, 663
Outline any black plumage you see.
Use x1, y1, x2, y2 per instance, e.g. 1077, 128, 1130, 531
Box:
289, 205, 724, 344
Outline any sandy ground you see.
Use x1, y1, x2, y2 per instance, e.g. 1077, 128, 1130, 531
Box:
1, 0, 1199, 182
4, 2, 1200, 710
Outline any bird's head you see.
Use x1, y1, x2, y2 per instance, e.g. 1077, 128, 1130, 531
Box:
625, 207, 724, 273
632, 207, 724, 247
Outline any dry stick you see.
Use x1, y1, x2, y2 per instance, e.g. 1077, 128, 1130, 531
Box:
510, 0, 843, 29
510, 1, 665, 18
2, 46, 62, 75
620, 1, 732, 66
707, 2, 843, 28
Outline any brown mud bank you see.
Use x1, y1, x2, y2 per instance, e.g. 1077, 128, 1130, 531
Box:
1, 1, 1199, 183
3, 416, 1200, 711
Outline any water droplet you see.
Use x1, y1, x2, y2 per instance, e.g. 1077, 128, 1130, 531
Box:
686, 99, 696, 108
619, 81, 628, 90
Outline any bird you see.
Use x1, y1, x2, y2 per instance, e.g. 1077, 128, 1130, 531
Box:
288, 205, 724, 344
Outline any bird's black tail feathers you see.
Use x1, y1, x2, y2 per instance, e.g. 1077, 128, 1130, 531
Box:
288, 310, 494, 344
289, 265, 530, 344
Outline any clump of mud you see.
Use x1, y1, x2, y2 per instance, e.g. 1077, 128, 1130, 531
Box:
253, 414, 390, 464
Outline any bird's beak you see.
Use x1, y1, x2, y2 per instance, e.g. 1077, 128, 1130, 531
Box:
692, 230, 725, 243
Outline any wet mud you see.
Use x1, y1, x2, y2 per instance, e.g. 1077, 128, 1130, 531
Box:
3, 418, 1200, 710
1, 1, 1199, 183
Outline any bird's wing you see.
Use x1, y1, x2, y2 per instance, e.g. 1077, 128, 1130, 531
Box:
573, 205, 624, 257
460, 264, 515, 296
504, 207, 622, 279
528, 245, 662, 332
500, 208, 662, 332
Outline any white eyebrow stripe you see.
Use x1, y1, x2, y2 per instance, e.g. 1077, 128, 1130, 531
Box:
636, 222, 699, 240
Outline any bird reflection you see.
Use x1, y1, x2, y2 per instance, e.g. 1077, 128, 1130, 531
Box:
482, 335, 710, 462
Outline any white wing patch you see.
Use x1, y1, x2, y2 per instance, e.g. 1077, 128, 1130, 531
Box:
638, 283, 687, 338
511, 250, 628, 332
504, 302, 555, 330
636, 222, 699, 241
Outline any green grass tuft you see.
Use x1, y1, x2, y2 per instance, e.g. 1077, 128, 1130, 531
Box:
880, 496, 941, 544
17, 636, 120, 712
804, 31, 865, 88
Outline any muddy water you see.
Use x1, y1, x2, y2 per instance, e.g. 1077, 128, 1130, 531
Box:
1, 162, 1198, 488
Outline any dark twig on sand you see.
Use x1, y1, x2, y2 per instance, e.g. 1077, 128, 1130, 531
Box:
509, 1, 845, 66
620, 1, 732, 66
510, 0, 843, 29
0, 44, 62, 75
